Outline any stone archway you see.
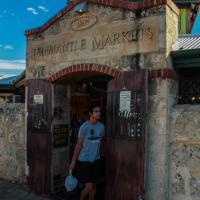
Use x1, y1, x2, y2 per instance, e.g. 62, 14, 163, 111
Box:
48, 63, 123, 195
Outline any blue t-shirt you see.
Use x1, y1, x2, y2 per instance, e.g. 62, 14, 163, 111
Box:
78, 121, 105, 162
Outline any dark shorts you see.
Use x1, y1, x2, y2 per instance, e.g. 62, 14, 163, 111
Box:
76, 159, 104, 184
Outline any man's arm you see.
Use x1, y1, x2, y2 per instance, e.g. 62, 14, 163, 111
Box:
70, 138, 83, 170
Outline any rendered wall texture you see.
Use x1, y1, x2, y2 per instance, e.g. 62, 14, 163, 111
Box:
170, 106, 200, 200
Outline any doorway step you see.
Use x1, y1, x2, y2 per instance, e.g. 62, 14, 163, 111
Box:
51, 190, 80, 200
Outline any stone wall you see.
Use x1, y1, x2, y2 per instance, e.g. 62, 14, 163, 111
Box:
0, 103, 25, 183
169, 106, 200, 200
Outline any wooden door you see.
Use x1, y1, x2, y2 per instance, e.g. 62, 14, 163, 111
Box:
52, 84, 71, 193
27, 79, 52, 194
105, 70, 148, 200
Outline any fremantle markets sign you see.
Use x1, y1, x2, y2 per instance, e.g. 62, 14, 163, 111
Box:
31, 16, 159, 60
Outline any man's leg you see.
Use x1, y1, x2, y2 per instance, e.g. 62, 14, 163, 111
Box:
89, 184, 96, 200
80, 183, 95, 200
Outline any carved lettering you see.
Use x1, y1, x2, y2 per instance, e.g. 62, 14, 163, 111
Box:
71, 15, 97, 31
113, 33, 121, 44
0, 127, 5, 138
92, 37, 103, 51
92, 29, 139, 51
81, 39, 87, 50
31, 18, 157, 59
33, 66, 46, 78
103, 35, 114, 47
146, 27, 153, 39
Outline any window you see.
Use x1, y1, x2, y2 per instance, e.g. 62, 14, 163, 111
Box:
0, 94, 23, 104
178, 68, 200, 104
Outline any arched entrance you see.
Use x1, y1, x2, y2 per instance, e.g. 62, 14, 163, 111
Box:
47, 64, 123, 83
27, 64, 147, 200
49, 64, 121, 199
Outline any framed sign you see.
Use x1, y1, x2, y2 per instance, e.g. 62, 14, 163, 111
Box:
34, 94, 44, 104
53, 124, 69, 148
119, 91, 131, 113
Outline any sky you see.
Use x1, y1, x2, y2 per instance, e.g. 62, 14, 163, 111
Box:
0, 0, 67, 77
0, 1, 200, 78
192, 12, 200, 34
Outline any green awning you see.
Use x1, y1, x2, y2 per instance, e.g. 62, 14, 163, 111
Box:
174, 0, 200, 3
171, 48, 200, 69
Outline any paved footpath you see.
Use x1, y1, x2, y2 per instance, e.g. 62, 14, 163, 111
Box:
0, 179, 102, 200
0, 179, 51, 200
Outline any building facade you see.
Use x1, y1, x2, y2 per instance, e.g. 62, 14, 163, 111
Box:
0, 0, 200, 200
25, 0, 178, 199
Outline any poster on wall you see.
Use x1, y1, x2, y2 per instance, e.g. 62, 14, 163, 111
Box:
53, 124, 69, 148
119, 91, 131, 113
28, 94, 49, 131
34, 94, 44, 104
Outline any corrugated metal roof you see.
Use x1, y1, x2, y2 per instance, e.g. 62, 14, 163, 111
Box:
0, 76, 18, 85
177, 34, 200, 50
174, 0, 200, 3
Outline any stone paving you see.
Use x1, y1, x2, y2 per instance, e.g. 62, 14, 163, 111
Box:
0, 179, 104, 200
0, 179, 51, 200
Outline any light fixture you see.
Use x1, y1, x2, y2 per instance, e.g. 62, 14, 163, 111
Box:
74, 2, 88, 14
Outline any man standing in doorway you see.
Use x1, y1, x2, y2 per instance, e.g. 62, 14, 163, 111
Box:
69, 103, 105, 200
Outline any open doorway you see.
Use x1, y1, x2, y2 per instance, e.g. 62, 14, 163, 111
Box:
52, 72, 112, 200
27, 68, 147, 200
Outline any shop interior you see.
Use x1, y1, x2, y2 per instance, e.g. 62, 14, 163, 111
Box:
52, 72, 112, 200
